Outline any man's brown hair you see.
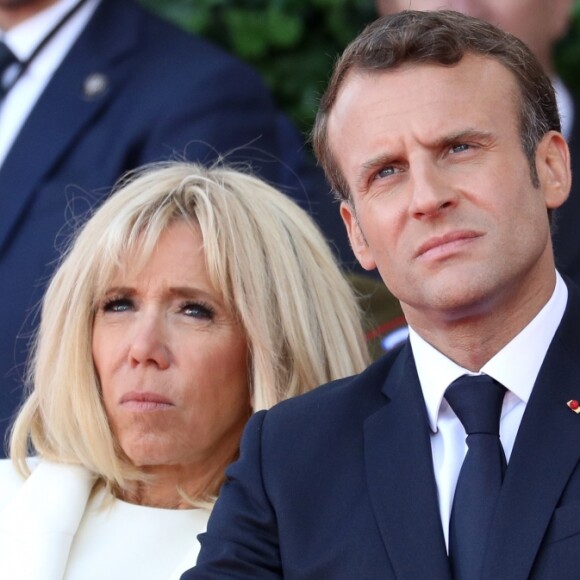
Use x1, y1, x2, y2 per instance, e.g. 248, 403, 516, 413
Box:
312, 10, 560, 202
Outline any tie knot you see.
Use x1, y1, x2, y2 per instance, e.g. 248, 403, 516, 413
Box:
445, 374, 506, 436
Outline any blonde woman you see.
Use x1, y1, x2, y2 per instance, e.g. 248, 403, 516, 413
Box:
0, 163, 369, 580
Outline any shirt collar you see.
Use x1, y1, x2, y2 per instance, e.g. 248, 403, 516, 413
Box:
2, 0, 86, 61
410, 271, 568, 432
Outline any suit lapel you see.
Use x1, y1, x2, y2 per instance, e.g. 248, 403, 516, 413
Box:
483, 282, 580, 579
364, 343, 452, 580
0, 0, 137, 252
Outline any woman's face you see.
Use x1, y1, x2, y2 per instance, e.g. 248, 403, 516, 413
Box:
92, 221, 250, 475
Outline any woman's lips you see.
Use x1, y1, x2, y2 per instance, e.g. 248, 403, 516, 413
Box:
119, 391, 174, 410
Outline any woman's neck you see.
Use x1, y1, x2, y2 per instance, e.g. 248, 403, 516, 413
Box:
116, 451, 238, 509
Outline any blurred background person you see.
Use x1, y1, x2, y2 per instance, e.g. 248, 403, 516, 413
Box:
0, 162, 369, 580
375, 0, 580, 282
0, 0, 355, 452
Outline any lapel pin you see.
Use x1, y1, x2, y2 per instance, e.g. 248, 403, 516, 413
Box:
83, 73, 109, 100
567, 400, 580, 414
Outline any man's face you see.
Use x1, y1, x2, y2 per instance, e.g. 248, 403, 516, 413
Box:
330, 55, 569, 326
0, 0, 53, 8
376, 0, 572, 72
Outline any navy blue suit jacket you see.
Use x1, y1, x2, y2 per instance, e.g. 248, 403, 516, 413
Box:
0, 0, 352, 449
188, 281, 580, 579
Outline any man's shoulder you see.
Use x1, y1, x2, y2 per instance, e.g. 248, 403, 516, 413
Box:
230, 346, 409, 496
263, 344, 406, 429
556, 276, 580, 345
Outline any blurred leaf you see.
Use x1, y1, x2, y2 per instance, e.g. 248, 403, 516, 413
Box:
141, 0, 580, 134
266, 7, 304, 48
224, 9, 270, 58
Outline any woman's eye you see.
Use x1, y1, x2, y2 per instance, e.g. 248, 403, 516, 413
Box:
181, 302, 215, 320
102, 298, 133, 313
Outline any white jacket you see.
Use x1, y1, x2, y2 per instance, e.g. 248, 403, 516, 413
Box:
0, 459, 205, 580
0, 459, 95, 580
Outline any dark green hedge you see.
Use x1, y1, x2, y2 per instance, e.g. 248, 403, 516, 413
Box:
556, 1, 580, 95
140, 0, 580, 134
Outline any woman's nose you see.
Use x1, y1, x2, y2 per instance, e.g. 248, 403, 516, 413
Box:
127, 315, 171, 369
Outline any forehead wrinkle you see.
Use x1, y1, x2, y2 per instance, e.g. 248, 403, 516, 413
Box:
167, 286, 220, 302
429, 128, 495, 148
355, 129, 492, 176
103, 286, 135, 297
352, 126, 498, 199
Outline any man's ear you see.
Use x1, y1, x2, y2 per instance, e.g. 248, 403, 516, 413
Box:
536, 130, 571, 210
340, 201, 377, 271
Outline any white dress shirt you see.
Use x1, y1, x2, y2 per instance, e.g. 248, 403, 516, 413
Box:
554, 77, 574, 140
0, 0, 100, 168
409, 271, 568, 550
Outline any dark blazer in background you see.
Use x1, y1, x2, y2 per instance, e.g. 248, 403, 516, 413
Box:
187, 280, 580, 579
554, 91, 580, 281
0, 0, 353, 451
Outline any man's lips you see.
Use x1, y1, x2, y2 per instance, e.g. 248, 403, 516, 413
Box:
119, 391, 174, 410
415, 230, 482, 259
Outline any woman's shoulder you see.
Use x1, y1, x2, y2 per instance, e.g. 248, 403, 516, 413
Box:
0, 459, 25, 510
0, 457, 38, 511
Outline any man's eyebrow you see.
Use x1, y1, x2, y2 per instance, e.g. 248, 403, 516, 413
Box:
356, 130, 492, 173
432, 129, 494, 149
354, 129, 495, 190
356, 152, 399, 188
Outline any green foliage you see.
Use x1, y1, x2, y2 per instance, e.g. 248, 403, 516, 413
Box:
556, 0, 580, 94
140, 0, 580, 131
139, 0, 376, 134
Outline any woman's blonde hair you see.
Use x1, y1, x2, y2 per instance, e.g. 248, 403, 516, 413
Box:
10, 162, 369, 497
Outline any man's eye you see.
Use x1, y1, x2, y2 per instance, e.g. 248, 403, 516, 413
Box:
181, 302, 215, 320
451, 143, 470, 153
102, 298, 133, 312
376, 166, 397, 179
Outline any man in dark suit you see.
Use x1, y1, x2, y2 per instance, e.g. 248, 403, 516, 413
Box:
185, 11, 580, 579
0, 0, 356, 451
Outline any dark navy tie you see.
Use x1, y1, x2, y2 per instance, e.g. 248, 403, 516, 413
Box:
0, 42, 18, 100
445, 374, 507, 580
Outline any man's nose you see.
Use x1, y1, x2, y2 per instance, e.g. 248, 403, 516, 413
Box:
408, 161, 458, 219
